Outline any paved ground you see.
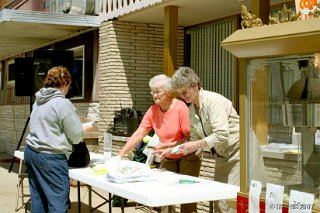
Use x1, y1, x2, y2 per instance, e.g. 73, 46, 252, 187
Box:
0, 152, 155, 213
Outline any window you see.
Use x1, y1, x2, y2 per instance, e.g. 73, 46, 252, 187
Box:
7, 60, 15, 87
69, 45, 85, 99
185, 19, 235, 103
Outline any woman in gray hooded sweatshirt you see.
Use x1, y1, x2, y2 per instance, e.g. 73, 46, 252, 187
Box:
24, 66, 87, 213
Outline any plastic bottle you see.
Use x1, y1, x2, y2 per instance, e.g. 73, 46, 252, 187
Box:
104, 133, 112, 162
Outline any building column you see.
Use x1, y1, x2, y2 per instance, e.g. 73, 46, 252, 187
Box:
252, 0, 270, 25
163, 5, 178, 77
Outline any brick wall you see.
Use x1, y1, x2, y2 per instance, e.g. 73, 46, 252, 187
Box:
0, 105, 29, 154
98, 20, 184, 133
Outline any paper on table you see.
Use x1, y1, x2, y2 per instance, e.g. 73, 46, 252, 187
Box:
143, 133, 161, 163
145, 133, 160, 148
91, 164, 108, 175
106, 159, 154, 183
266, 183, 284, 213
105, 156, 121, 174
289, 190, 314, 213
249, 180, 262, 213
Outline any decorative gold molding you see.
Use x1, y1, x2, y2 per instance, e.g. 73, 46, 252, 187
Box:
269, 4, 301, 24
240, 5, 263, 29
221, 17, 320, 58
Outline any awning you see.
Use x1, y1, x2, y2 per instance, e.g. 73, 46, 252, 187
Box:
0, 9, 100, 61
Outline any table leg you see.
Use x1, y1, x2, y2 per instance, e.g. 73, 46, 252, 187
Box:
77, 181, 81, 213
88, 185, 92, 212
209, 201, 213, 213
121, 197, 125, 213
109, 193, 112, 213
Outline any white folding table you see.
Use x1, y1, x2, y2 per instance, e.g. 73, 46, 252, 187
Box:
14, 150, 31, 212
14, 150, 239, 213
69, 165, 239, 213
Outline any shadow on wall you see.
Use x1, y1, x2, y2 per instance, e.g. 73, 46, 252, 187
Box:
0, 152, 19, 174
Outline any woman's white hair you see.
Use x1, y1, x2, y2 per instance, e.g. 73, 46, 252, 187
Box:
149, 74, 172, 92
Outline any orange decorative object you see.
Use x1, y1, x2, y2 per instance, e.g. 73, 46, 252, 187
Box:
296, 0, 318, 19
299, 0, 317, 10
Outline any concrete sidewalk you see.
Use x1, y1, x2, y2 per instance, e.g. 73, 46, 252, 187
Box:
0, 152, 155, 213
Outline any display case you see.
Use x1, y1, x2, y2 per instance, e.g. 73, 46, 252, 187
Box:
221, 18, 320, 212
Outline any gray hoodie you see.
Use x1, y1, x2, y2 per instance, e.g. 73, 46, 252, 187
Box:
26, 87, 84, 159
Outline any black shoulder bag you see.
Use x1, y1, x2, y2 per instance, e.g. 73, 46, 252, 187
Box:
68, 141, 90, 168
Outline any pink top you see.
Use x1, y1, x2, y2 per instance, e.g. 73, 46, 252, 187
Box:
140, 99, 190, 159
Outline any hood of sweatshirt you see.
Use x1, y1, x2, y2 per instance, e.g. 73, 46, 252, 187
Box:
35, 87, 65, 105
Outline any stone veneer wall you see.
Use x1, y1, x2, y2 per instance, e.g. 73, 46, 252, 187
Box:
98, 20, 184, 132
0, 103, 100, 155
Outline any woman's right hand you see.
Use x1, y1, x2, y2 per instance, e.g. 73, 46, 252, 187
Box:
118, 149, 125, 159
82, 121, 96, 132
153, 147, 172, 159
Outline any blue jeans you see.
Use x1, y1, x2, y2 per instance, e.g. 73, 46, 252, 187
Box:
24, 145, 69, 213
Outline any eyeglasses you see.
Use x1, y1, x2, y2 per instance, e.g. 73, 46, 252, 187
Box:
177, 87, 192, 97
150, 89, 165, 97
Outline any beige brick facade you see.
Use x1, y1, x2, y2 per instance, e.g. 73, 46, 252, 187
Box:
98, 20, 184, 132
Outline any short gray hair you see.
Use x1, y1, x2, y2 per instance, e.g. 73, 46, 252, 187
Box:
149, 74, 172, 92
172, 67, 202, 89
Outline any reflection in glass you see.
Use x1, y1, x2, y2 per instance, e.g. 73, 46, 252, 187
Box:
247, 54, 320, 210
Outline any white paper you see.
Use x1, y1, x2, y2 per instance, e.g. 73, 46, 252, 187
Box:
106, 160, 154, 183
265, 183, 284, 213
105, 156, 121, 174
171, 145, 182, 153
82, 121, 95, 128
249, 180, 262, 213
288, 190, 314, 213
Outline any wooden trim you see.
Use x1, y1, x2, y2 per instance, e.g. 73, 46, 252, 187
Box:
221, 18, 320, 58
163, 5, 178, 76
184, 14, 237, 31
233, 14, 241, 113
238, 58, 248, 192
252, 0, 270, 25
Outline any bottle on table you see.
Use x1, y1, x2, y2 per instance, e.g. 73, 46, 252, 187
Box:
104, 133, 112, 162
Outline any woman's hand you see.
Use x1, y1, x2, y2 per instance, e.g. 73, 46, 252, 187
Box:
118, 127, 149, 160
153, 147, 172, 160
118, 149, 125, 159
82, 121, 96, 132
176, 141, 199, 155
